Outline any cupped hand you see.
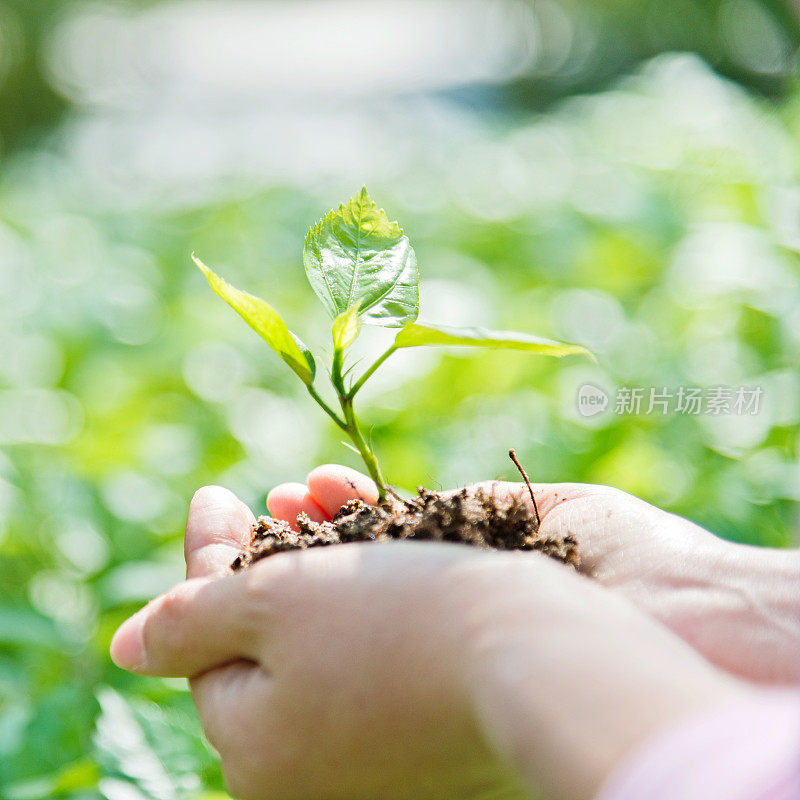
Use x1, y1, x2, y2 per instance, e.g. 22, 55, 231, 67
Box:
111, 476, 744, 800
111, 483, 521, 800
270, 465, 800, 684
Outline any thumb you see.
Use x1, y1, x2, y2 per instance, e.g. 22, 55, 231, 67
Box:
110, 573, 259, 676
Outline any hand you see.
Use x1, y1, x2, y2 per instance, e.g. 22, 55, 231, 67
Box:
111, 479, 743, 800
269, 466, 800, 684
112, 484, 516, 800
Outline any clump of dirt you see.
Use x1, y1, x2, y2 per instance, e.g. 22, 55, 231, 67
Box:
231, 455, 579, 571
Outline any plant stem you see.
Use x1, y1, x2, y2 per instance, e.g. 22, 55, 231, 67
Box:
347, 344, 397, 399
331, 344, 388, 500
340, 396, 387, 500
307, 385, 347, 430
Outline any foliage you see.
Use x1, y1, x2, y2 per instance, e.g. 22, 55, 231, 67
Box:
195, 188, 587, 498
193, 256, 316, 386
303, 187, 420, 327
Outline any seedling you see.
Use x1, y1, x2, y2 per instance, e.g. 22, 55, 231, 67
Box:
193, 188, 589, 503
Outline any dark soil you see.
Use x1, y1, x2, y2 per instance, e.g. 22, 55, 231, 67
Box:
230, 485, 579, 572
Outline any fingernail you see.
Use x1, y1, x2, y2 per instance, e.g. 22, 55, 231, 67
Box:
110, 611, 146, 671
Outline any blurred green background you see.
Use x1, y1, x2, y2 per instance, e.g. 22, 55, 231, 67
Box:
1, 0, 799, 797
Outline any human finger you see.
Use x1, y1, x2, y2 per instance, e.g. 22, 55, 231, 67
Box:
266, 482, 329, 529
110, 574, 261, 677
185, 485, 256, 579
306, 464, 379, 517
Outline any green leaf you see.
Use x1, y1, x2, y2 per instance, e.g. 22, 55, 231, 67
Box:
332, 302, 361, 350
394, 322, 594, 360
193, 255, 315, 385
303, 187, 419, 327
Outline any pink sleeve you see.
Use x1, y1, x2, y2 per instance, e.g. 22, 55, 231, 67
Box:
595, 689, 800, 800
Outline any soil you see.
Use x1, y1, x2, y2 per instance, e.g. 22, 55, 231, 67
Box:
230, 464, 579, 572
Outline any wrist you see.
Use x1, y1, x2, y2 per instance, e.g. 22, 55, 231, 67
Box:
448, 554, 745, 800
595, 688, 800, 800
712, 541, 800, 683
636, 535, 800, 684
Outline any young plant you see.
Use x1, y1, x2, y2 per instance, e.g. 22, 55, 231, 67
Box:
193, 188, 590, 502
